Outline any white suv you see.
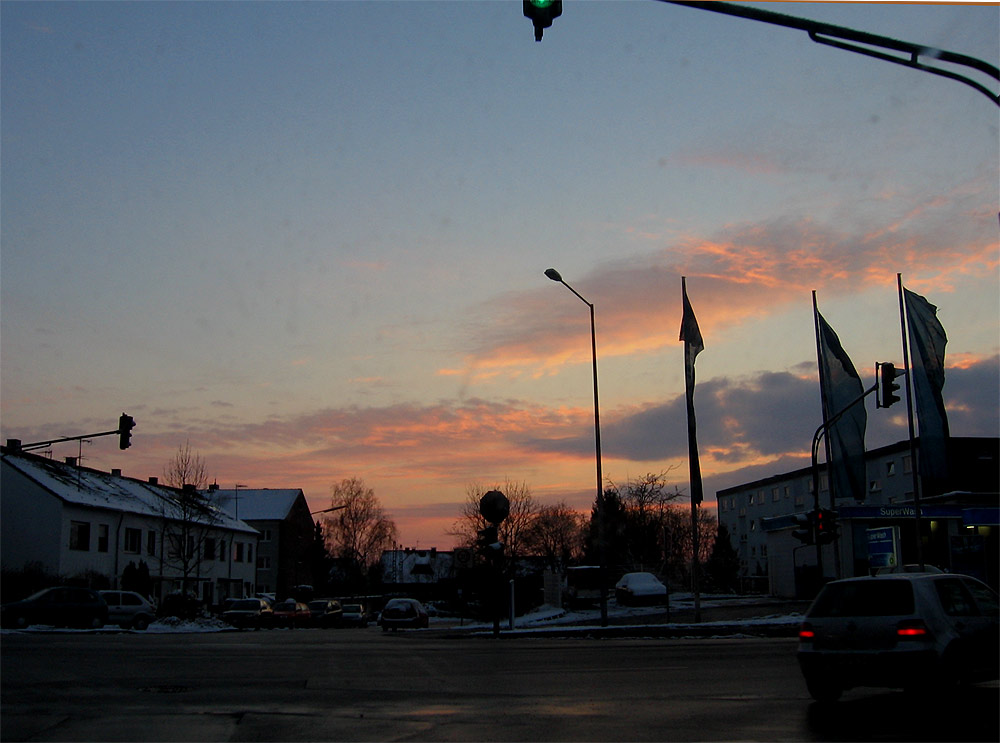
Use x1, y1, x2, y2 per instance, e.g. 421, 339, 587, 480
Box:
797, 573, 999, 702
99, 590, 156, 630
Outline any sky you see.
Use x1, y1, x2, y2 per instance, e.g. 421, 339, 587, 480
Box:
2, 1, 998, 549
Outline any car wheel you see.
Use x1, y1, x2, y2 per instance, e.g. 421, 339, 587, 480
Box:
88, 615, 105, 630
13, 614, 28, 629
805, 676, 842, 703
132, 616, 150, 631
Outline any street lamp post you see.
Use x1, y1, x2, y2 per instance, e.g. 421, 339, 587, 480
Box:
545, 268, 608, 626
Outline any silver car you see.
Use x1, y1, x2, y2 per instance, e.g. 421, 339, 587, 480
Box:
797, 573, 999, 702
98, 590, 156, 630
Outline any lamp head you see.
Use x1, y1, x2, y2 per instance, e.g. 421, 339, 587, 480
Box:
544, 268, 563, 282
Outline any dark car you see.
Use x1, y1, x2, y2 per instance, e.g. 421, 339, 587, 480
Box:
797, 573, 999, 702
308, 599, 343, 628
221, 598, 274, 629
378, 598, 429, 632
99, 590, 156, 630
272, 599, 312, 628
157, 592, 204, 621
340, 602, 369, 628
1, 587, 108, 629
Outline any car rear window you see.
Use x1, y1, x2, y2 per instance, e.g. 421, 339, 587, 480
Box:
809, 580, 914, 617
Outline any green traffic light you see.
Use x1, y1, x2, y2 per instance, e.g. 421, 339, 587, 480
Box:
528, 0, 555, 6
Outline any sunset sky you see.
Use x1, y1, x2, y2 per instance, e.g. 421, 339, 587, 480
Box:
2, 1, 997, 548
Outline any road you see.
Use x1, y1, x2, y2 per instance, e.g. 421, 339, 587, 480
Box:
2, 628, 997, 741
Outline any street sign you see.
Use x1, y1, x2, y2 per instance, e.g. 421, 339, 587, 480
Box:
866, 526, 900, 569
479, 490, 509, 525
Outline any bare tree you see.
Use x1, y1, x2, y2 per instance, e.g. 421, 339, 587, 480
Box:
163, 440, 208, 490
522, 501, 584, 569
323, 478, 398, 582
448, 480, 538, 570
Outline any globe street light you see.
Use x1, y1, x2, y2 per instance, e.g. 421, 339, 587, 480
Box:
545, 268, 608, 626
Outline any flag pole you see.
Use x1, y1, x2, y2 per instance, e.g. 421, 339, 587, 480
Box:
897, 274, 925, 570
810, 291, 827, 581
681, 277, 702, 623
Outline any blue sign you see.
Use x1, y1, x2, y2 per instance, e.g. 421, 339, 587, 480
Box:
867, 526, 899, 569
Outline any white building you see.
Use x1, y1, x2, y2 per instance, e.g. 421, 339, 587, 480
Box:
1, 446, 258, 605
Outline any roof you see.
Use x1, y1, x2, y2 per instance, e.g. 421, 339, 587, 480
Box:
1, 449, 257, 535
208, 489, 306, 522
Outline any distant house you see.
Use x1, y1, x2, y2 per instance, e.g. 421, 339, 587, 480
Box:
1, 446, 258, 604
206, 487, 315, 599
380, 548, 458, 586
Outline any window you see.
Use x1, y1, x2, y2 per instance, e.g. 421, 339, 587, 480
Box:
771, 488, 780, 502
869, 480, 882, 494
70, 521, 90, 551
936, 579, 978, 617
886, 460, 896, 477
247, 544, 252, 564
124, 527, 142, 553
784, 486, 791, 499
218, 541, 226, 561
258, 556, 271, 570
204, 537, 216, 561
235, 542, 244, 562
98, 524, 109, 553
903, 455, 912, 474
147, 530, 156, 556
260, 529, 272, 542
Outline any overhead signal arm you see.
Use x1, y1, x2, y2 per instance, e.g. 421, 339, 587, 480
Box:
662, 1, 999, 106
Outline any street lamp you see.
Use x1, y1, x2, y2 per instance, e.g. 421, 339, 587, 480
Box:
545, 267, 608, 626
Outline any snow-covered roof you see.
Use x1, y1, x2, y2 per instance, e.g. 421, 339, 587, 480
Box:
1, 450, 257, 535
207, 489, 306, 522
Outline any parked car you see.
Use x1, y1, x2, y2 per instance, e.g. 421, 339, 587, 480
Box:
157, 592, 204, 620
1, 587, 108, 629
875, 564, 944, 575
340, 602, 369, 628
221, 598, 274, 629
615, 572, 667, 606
99, 590, 156, 630
272, 599, 312, 628
797, 573, 999, 702
308, 599, 343, 628
378, 598, 429, 631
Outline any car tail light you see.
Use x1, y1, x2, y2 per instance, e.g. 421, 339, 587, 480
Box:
896, 619, 930, 639
798, 622, 815, 641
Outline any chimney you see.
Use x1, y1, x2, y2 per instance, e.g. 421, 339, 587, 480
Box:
6, 439, 21, 452
148, 477, 159, 485
208, 483, 219, 491
111, 469, 122, 477
183, 483, 197, 492
65, 456, 77, 467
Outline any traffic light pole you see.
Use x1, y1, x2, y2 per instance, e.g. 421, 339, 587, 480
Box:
810, 382, 877, 580
662, 1, 999, 106
10, 413, 136, 454
15, 428, 124, 453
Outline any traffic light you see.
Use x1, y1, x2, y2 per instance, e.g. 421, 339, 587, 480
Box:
815, 509, 840, 545
476, 525, 503, 564
523, 0, 561, 42
118, 413, 135, 450
792, 512, 815, 545
878, 362, 902, 408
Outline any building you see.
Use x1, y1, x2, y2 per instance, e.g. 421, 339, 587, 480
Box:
716, 437, 999, 597
1, 446, 258, 604
207, 487, 315, 599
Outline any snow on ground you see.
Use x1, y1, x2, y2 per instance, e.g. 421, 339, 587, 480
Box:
2, 594, 805, 635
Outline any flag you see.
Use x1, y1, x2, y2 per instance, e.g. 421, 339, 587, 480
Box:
814, 302, 867, 501
680, 277, 704, 505
904, 288, 949, 481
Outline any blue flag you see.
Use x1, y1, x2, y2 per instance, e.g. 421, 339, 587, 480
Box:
815, 307, 867, 501
904, 288, 949, 482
